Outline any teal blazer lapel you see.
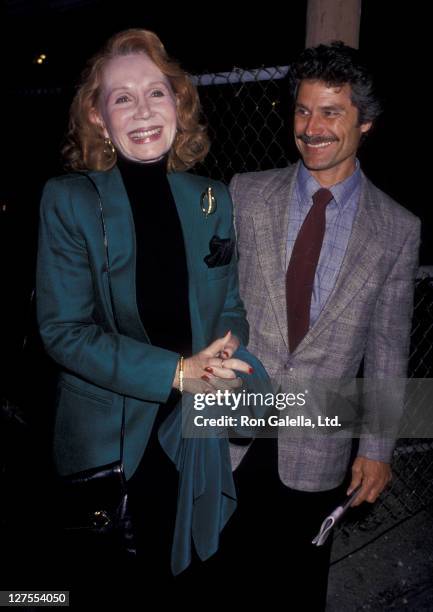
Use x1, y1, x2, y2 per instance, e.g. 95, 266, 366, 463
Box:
90, 166, 149, 342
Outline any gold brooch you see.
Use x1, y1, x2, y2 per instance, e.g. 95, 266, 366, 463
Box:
200, 186, 217, 217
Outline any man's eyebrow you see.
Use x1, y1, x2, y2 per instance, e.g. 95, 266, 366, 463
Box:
319, 104, 345, 111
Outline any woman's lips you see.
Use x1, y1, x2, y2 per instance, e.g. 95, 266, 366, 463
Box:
128, 127, 162, 143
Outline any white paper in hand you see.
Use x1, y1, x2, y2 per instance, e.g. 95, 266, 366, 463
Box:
312, 485, 362, 546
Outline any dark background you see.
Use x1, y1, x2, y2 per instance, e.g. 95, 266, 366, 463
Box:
0, 0, 428, 368
0, 0, 427, 249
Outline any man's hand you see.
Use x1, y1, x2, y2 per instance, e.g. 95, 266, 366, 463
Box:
347, 456, 392, 507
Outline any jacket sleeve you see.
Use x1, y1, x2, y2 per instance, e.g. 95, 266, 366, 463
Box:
213, 182, 249, 346
358, 217, 421, 461
36, 178, 179, 404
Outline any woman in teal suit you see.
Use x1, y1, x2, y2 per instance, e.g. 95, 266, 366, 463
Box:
37, 28, 252, 603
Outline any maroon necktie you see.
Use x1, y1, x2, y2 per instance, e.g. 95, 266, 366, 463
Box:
286, 187, 333, 352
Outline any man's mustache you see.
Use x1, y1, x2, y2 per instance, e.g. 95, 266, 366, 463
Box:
296, 134, 339, 145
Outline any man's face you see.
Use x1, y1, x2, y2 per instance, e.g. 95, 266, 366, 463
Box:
294, 80, 372, 186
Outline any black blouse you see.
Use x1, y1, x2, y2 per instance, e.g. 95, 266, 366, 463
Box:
117, 155, 192, 358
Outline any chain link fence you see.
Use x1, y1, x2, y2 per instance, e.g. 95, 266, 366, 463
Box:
193, 67, 294, 181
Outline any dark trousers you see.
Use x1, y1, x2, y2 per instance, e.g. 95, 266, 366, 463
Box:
212, 437, 345, 610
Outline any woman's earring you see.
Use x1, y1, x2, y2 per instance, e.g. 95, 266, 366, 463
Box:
104, 138, 116, 155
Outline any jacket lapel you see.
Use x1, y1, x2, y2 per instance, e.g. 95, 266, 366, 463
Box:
90, 167, 150, 342
252, 164, 300, 351
293, 173, 384, 354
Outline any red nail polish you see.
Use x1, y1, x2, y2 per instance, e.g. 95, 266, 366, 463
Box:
249, 367, 254, 374
204, 367, 213, 374
201, 375, 210, 382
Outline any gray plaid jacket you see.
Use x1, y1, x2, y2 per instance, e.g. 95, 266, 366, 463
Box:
229, 162, 420, 491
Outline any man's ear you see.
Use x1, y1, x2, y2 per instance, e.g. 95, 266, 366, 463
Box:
89, 107, 108, 138
360, 121, 372, 135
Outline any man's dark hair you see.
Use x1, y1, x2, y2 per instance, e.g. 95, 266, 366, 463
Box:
288, 41, 382, 126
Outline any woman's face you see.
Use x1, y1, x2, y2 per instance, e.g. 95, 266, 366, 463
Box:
94, 53, 178, 163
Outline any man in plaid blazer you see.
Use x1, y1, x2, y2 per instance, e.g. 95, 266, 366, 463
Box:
227, 42, 420, 609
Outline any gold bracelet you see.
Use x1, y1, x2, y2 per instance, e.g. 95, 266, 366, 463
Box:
179, 355, 184, 394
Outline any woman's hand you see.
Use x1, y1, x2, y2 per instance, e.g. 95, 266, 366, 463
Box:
217, 330, 240, 360
173, 331, 251, 393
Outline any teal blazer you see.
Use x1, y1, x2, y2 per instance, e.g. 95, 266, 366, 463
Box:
37, 166, 249, 479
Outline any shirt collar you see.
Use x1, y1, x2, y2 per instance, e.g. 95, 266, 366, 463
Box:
297, 160, 361, 211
